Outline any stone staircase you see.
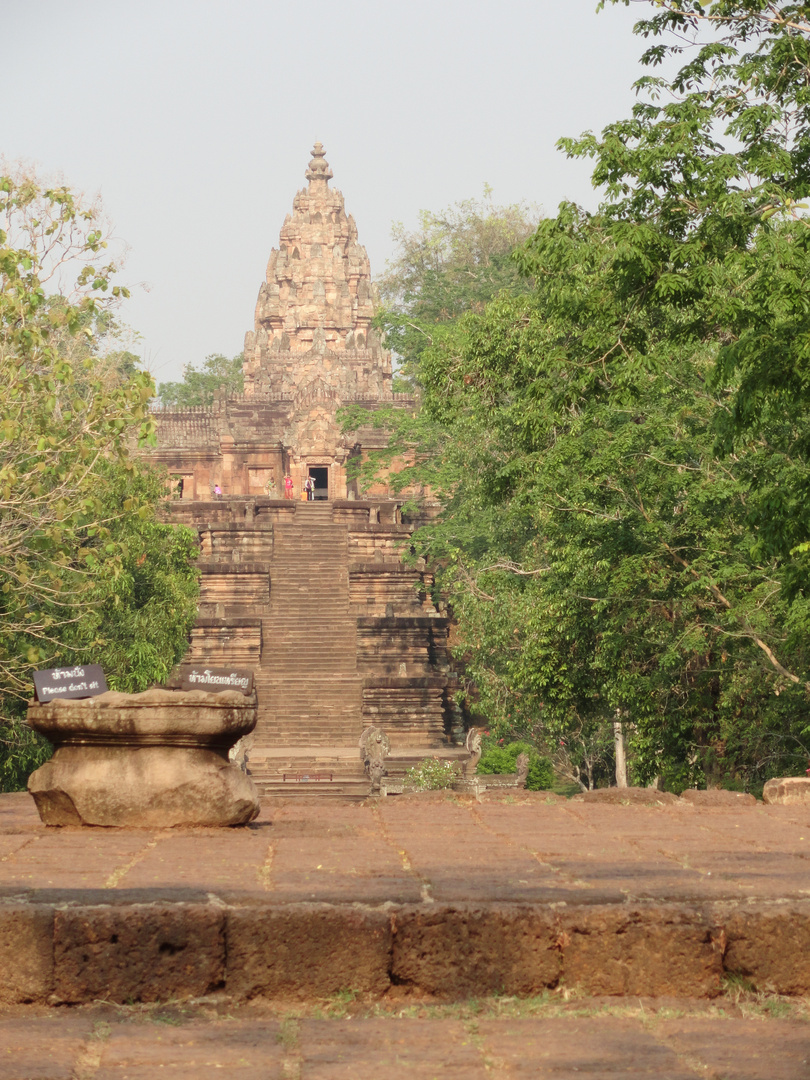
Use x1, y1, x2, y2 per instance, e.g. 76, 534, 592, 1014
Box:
171, 497, 459, 798
247, 503, 368, 795
246, 748, 370, 798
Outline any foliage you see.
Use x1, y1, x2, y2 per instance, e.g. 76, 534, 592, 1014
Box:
156, 353, 244, 407
477, 738, 554, 790
357, 1, 810, 792
376, 191, 541, 384
404, 757, 460, 790
0, 168, 200, 788
0, 718, 52, 793
53, 460, 200, 692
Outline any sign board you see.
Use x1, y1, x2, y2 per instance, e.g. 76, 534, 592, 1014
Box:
33, 665, 108, 703
179, 667, 254, 695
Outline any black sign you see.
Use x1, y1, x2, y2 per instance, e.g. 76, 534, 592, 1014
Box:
179, 667, 254, 695
33, 665, 108, 703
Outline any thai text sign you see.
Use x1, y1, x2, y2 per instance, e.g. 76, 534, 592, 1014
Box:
33, 665, 108, 702
179, 667, 254, 695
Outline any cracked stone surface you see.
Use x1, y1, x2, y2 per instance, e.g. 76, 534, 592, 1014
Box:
2, 790, 810, 1007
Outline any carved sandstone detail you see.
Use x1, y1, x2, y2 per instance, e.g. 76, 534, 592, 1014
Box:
463, 727, 483, 778
360, 725, 391, 795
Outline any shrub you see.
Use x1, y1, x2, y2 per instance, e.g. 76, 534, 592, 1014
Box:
477, 740, 554, 791
404, 757, 459, 790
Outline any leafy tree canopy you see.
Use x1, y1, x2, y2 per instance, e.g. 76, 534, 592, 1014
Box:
156, 353, 244, 407
375, 190, 541, 384
0, 168, 199, 789
355, 0, 810, 791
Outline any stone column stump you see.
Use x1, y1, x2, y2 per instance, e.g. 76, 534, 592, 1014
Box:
26, 688, 261, 827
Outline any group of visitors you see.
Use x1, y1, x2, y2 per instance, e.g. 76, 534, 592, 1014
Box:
282, 474, 316, 500
205, 474, 320, 500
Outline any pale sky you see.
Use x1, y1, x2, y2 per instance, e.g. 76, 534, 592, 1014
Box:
3, 0, 654, 385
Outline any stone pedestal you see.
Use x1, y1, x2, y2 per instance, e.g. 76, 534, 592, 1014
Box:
26, 688, 260, 827
452, 776, 486, 796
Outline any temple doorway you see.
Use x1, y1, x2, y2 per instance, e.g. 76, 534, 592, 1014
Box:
309, 466, 329, 500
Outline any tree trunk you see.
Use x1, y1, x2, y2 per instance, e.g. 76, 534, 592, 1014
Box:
614, 717, 628, 788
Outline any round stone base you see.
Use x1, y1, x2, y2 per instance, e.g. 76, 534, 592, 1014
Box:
28, 746, 260, 827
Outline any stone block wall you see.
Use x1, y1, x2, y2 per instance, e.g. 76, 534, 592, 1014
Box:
361, 679, 450, 745
197, 565, 271, 618
187, 619, 263, 667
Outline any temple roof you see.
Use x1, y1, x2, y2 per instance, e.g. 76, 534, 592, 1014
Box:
244, 143, 377, 360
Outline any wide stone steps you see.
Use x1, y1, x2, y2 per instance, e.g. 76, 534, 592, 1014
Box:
248, 747, 369, 798
256, 654, 357, 675
252, 675, 362, 749
176, 500, 457, 797
255, 727, 363, 747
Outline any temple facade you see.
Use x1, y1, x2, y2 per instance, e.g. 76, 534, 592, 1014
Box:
146, 147, 463, 795
150, 143, 414, 502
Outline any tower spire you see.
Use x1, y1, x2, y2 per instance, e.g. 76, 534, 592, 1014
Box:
305, 142, 333, 191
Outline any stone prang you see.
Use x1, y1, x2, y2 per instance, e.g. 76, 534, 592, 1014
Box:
244, 142, 389, 397
149, 144, 409, 502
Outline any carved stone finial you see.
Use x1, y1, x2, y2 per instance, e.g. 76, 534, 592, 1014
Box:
360, 725, 390, 795
515, 752, 530, 788
463, 727, 483, 778
306, 142, 333, 187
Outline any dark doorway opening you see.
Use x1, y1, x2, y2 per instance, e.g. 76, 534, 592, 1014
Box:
309, 467, 329, 500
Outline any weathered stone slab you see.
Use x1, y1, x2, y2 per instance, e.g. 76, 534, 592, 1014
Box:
680, 788, 757, 806
762, 776, 810, 804
561, 905, 724, 996
226, 905, 392, 998
391, 904, 560, 997
0, 905, 54, 1003
724, 906, 810, 994
54, 904, 225, 1003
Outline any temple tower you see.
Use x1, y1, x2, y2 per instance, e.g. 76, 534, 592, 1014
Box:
244, 142, 389, 389
149, 144, 407, 502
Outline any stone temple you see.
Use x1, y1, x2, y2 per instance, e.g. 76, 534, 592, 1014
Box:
147, 145, 465, 793
151, 141, 409, 503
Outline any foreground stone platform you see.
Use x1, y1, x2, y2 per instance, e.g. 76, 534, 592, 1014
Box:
2, 999, 809, 1079
1, 790, 809, 1005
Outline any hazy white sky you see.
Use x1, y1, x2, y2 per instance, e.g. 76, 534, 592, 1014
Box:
3, 0, 654, 384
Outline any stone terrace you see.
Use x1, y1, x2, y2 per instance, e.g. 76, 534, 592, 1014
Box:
166, 497, 462, 796
2, 790, 810, 1006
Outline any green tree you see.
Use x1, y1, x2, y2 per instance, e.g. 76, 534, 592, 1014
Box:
355, 1, 810, 790
0, 169, 199, 788
156, 353, 244, 407
376, 191, 541, 386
